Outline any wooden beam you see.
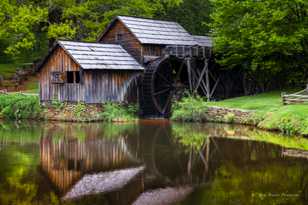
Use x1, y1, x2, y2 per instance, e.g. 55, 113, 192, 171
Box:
205, 61, 210, 101
210, 77, 220, 98
195, 68, 209, 95
186, 58, 193, 92
194, 59, 208, 93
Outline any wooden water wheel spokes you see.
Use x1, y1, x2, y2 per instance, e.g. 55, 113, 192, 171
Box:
141, 57, 187, 118
152, 57, 187, 115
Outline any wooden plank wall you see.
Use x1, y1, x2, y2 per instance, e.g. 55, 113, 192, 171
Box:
99, 20, 143, 63
84, 70, 140, 104
39, 47, 85, 102
142, 44, 164, 57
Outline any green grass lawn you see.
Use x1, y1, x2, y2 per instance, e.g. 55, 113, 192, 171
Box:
23, 76, 39, 93
207, 91, 283, 112
207, 91, 308, 136
0, 63, 19, 79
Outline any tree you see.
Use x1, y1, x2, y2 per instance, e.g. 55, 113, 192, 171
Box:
0, 0, 184, 62
0, 1, 47, 61
210, 0, 308, 90
160, 0, 211, 35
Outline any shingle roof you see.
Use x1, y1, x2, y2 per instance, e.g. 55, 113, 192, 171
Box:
193, 35, 213, 48
58, 41, 144, 70
101, 16, 200, 46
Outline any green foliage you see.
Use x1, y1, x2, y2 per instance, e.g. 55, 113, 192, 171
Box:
73, 102, 86, 117
208, 91, 308, 136
50, 100, 64, 110
0, 94, 41, 119
47, 22, 77, 40
158, 0, 211, 35
0, 0, 205, 65
210, 0, 308, 88
172, 95, 208, 122
259, 106, 308, 136
0, 64, 19, 79
224, 112, 235, 123
278, 117, 301, 135
242, 111, 266, 125
101, 102, 137, 122
0, 2, 48, 58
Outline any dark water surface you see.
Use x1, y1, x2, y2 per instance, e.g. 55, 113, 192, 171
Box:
0, 120, 307, 205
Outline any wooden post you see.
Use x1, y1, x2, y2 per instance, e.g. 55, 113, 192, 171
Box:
205, 60, 211, 101
194, 59, 208, 93
186, 58, 193, 92
281, 92, 286, 105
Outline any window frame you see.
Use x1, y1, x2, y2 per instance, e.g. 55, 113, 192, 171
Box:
51, 71, 65, 84
115, 32, 124, 43
66, 71, 81, 84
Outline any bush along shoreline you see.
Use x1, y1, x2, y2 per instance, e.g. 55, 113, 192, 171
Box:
0, 94, 137, 122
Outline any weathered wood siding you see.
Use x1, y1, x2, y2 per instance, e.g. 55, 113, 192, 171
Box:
84, 70, 140, 104
142, 44, 164, 57
39, 47, 85, 102
99, 20, 143, 62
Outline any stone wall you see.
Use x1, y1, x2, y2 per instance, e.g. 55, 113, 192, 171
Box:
204, 106, 255, 125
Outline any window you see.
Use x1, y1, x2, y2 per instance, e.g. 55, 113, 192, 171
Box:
66, 71, 81, 84
51, 72, 65, 84
115, 32, 123, 43
75, 72, 80, 83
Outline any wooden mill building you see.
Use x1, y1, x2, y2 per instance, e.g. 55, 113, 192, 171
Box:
38, 16, 213, 118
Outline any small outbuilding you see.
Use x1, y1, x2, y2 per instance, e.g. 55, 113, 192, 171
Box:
38, 41, 143, 104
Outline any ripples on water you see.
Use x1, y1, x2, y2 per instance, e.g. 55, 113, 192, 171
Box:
0, 120, 307, 205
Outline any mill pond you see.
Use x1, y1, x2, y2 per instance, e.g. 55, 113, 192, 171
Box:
0, 120, 307, 205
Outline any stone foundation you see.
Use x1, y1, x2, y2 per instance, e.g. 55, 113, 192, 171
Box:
204, 106, 255, 125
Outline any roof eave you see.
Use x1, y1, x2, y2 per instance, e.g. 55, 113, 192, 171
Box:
36, 40, 85, 72
96, 16, 143, 45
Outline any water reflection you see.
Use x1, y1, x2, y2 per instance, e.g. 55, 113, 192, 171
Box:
0, 121, 307, 205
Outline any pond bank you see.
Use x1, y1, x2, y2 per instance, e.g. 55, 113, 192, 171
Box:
1, 92, 308, 137
171, 93, 308, 137
0, 94, 137, 122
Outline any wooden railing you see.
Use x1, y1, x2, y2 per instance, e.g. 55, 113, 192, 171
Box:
282, 86, 308, 105
0, 90, 38, 96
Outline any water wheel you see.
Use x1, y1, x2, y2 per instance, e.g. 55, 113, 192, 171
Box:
140, 57, 188, 118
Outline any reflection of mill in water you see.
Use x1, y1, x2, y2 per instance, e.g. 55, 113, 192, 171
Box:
40, 124, 141, 198
39, 123, 209, 204
39, 123, 308, 204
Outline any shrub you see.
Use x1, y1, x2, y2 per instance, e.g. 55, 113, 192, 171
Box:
171, 95, 208, 122
278, 117, 301, 136
73, 102, 87, 117
242, 112, 266, 125
224, 112, 235, 123
51, 100, 64, 110
101, 102, 137, 122
0, 94, 41, 119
